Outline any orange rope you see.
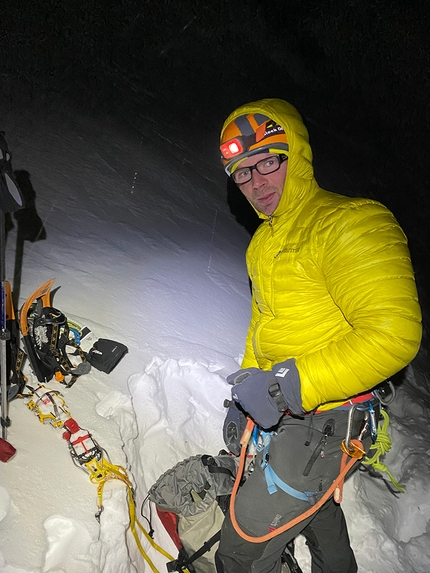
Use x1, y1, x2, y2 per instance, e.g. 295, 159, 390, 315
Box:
230, 418, 363, 543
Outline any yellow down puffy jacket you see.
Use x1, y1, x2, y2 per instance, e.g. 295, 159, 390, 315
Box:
221, 99, 422, 413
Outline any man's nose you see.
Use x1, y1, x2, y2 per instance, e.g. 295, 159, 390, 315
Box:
251, 169, 267, 189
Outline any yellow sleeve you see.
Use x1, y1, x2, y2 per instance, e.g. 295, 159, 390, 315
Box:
241, 294, 260, 368
298, 202, 422, 412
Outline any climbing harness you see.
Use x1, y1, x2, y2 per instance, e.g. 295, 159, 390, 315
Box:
229, 388, 402, 544
229, 418, 365, 543
25, 384, 174, 573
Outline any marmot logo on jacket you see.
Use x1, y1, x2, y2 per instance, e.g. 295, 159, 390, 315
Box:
275, 245, 301, 258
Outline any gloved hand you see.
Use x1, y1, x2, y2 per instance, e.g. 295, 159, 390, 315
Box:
229, 359, 304, 429
222, 400, 248, 456
227, 367, 261, 386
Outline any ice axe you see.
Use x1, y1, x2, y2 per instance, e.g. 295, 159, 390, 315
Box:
0, 131, 25, 461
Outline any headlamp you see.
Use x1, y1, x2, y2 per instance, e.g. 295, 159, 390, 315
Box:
220, 138, 243, 160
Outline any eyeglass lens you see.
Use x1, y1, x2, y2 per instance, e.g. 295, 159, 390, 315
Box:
232, 155, 285, 184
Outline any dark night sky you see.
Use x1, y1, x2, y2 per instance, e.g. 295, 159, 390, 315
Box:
1, 0, 429, 345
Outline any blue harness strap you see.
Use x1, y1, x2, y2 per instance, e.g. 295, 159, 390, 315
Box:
261, 435, 323, 505
264, 463, 310, 499
259, 398, 381, 504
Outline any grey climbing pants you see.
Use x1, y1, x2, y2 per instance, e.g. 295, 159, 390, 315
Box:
216, 408, 371, 573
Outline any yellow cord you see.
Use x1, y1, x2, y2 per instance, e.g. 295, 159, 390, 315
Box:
25, 388, 179, 572
362, 409, 405, 493
87, 457, 179, 573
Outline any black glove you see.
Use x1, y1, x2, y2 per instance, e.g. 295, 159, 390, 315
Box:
222, 400, 248, 456
229, 359, 304, 429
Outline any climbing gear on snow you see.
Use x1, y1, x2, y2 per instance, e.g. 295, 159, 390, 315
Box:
2, 276, 128, 455
24, 383, 173, 573
26, 384, 71, 426
20, 279, 91, 387
63, 417, 105, 466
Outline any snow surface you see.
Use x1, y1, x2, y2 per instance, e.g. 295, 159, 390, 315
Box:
0, 97, 429, 573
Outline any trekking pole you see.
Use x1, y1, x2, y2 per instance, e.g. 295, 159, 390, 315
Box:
0, 131, 24, 461
0, 209, 16, 461
0, 209, 10, 441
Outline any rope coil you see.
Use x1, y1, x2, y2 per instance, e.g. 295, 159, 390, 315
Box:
362, 409, 405, 493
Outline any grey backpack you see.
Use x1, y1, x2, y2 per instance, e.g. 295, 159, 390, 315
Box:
148, 454, 238, 573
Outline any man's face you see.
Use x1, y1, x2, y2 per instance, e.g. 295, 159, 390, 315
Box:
233, 152, 288, 216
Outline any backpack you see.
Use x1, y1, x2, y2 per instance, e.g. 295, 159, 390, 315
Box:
148, 454, 238, 573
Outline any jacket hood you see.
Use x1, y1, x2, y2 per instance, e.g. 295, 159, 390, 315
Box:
221, 98, 318, 219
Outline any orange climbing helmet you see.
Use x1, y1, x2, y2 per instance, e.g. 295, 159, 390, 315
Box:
220, 113, 288, 175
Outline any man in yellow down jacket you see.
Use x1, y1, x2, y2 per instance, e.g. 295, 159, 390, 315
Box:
216, 99, 422, 573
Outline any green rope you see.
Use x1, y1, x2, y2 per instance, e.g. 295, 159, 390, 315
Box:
361, 409, 405, 493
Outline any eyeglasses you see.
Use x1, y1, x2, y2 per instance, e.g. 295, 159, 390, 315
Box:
231, 154, 288, 185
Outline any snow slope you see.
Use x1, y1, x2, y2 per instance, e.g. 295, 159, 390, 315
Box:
0, 95, 428, 573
